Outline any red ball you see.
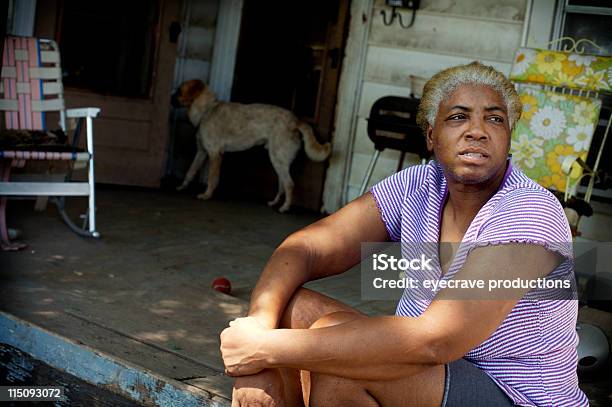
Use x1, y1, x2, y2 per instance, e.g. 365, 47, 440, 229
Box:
211, 277, 231, 294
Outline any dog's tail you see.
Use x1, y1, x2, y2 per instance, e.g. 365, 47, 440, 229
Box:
297, 121, 331, 161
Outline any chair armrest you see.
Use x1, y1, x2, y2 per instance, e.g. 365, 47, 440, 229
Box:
561, 155, 591, 177
65, 108, 101, 118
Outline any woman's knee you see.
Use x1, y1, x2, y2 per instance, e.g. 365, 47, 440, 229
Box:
279, 287, 364, 329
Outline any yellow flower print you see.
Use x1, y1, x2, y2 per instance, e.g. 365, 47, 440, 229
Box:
512, 49, 537, 76
512, 133, 544, 169
566, 124, 594, 152
579, 67, 608, 91
568, 54, 597, 68
572, 101, 596, 126
535, 52, 565, 76
548, 92, 566, 103
546, 144, 576, 174
540, 174, 566, 191
519, 94, 538, 120
530, 105, 566, 140
561, 59, 582, 77
527, 74, 546, 84
554, 69, 580, 89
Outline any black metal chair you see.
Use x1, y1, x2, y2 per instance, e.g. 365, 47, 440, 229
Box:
360, 96, 430, 195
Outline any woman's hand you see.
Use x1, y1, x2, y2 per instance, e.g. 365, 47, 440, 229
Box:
221, 316, 273, 376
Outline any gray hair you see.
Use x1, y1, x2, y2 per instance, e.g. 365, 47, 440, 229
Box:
416, 62, 522, 133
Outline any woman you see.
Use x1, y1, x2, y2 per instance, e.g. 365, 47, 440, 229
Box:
220, 62, 587, 406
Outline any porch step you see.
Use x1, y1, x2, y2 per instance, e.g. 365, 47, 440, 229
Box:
0, 311, 231, 406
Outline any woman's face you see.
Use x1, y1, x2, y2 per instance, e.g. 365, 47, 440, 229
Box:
426, 84, 511, 185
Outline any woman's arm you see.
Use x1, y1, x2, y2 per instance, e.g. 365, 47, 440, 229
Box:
222, 243, 561, 380
229, 194, 389, 405
247, 193, 390, 329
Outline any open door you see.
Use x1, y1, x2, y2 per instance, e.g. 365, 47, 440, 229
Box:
35, 0, 180, 188
225, 0, 350, 211
292, 0, 350, 211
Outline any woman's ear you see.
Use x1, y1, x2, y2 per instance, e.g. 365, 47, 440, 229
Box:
426, 125, 434, 152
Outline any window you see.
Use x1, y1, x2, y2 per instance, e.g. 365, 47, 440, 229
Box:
58, 0, 159, 98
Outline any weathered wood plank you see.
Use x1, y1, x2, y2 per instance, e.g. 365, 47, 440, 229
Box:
369, 9, 522, 63
185, 27, 216, 60
177, 58, 212, 84
364, 47, 512, 88
351, 116, 425, 159
357, 81, 412, 119
0, 312, 230, 406
184, 375, 234, 400
1, 344, 138, 406
374, 0, 527, 22
347, 150, 420, 189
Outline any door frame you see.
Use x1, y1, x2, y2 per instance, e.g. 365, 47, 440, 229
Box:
322, 0, 374, 213
208, 0, 243, 102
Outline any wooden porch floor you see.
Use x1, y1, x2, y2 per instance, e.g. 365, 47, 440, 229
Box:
0, 188, 609, 405
0, 188, 396, 403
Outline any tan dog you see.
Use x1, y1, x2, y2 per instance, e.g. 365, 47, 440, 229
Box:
173, 80, 331, 212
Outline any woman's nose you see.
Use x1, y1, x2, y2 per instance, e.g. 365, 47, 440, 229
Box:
464, 118, 489, 141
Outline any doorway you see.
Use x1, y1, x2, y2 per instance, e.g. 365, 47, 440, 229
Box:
34, 0, 180, 188
219, 0, 350, 211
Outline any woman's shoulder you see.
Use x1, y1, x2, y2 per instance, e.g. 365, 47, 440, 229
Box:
479, 166, 573, 244
497, 167, 564, 210
396, 160, 444, 194
371, 160, 444, 201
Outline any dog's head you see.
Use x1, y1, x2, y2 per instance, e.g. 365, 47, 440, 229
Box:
171, 79, 208, 108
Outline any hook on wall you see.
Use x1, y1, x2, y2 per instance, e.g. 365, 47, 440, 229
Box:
380, 0, 419, 29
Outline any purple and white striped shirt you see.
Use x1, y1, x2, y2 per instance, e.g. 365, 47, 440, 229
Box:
371, 160, 587, 407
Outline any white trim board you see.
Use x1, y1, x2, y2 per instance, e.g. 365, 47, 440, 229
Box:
208, 0, 243, 102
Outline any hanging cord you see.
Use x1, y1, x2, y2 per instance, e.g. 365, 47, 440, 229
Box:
381, 7, 417, 29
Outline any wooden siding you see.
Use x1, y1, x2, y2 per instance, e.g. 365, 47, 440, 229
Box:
337, 0, 527, 204
174, 0, 220, 86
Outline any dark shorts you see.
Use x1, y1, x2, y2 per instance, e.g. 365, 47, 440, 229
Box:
442, 359, 515, 407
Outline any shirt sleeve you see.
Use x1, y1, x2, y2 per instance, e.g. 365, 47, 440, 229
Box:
369, 168, 414, 241
474, 187, 573, 260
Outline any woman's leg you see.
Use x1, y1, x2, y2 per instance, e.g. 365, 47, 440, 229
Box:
305, 310, 445, 407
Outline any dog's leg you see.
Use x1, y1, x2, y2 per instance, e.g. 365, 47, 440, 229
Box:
197, 153, 222, 200
277, 173, 294, 213
270, 163, 294, 213
177, 150, 207, 191
267, 178, 283, 207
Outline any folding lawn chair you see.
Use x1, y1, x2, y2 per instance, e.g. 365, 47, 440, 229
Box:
0, 36, 101, 250
508, 39, 612, 235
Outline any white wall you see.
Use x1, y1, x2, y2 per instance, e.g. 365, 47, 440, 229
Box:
173, 0, 220, 89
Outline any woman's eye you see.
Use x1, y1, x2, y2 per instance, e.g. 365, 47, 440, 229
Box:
448, 114, 466, 120
488, 116, 504, 123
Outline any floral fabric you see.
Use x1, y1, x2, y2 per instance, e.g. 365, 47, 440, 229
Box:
511, 88, 601, 191
509, 47, 612, 92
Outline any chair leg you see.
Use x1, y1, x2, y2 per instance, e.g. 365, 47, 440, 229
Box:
47, 116, 99, 239
50, 197, 92, 238
86, 116, 99, 238
0, 160, 27, 251
397, 151, 406, 172
359, 149, 381, 196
